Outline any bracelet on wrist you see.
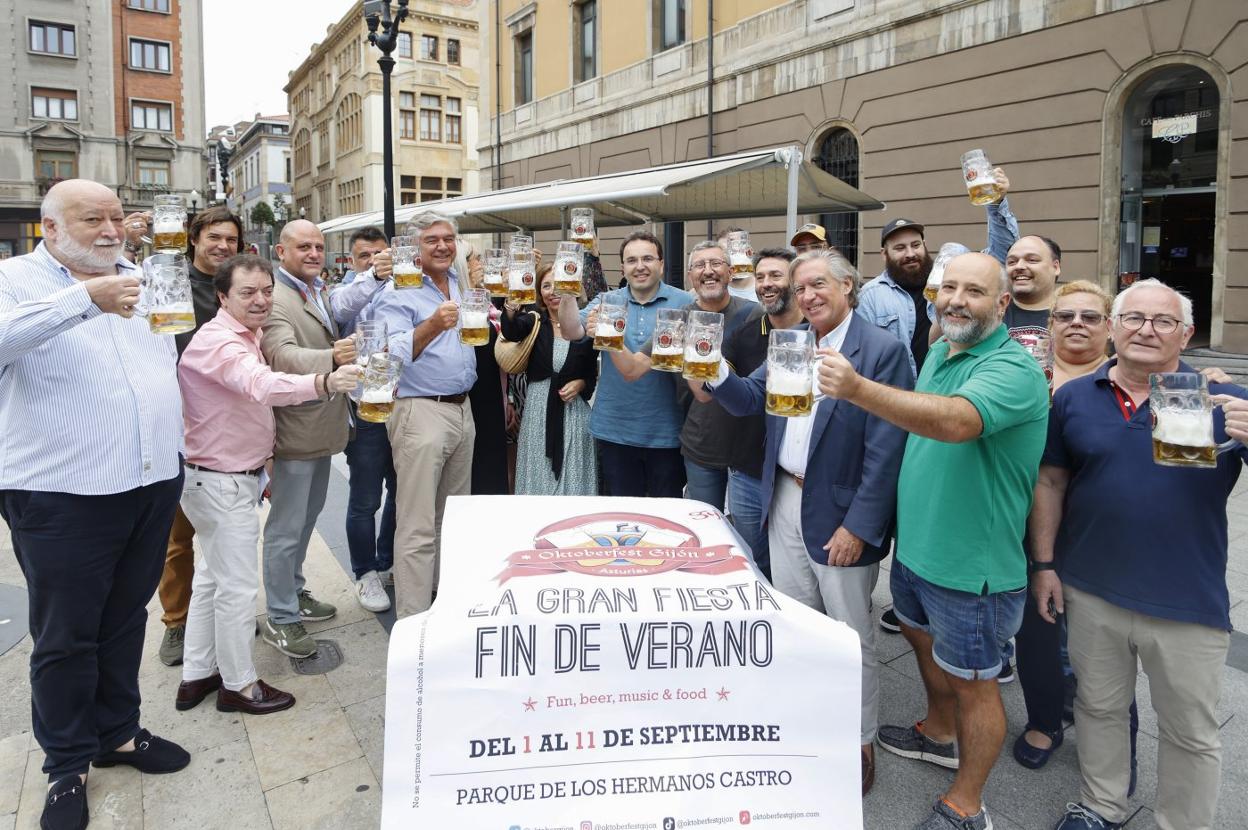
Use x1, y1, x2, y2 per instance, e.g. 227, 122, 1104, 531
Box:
1028, 560, 1057, 574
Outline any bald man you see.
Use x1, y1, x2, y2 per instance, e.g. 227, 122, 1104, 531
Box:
255, 219, 389, 659
0, 180, 191, 829
818, 253, 1050, 830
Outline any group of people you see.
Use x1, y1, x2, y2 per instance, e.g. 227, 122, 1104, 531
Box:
1, 174, 1242, 830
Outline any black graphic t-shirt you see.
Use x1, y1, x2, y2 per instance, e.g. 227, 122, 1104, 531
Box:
1003, 303, 1051, 347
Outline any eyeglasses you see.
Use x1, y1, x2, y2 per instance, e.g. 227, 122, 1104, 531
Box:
793, 242, 825, 253
689, 259, 728, 272
1051, 310, 1106, 326
1116, 312, 1182, 335
623, 255, 660, 266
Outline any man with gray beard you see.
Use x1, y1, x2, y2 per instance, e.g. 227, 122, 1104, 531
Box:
818, 252, 1049, 830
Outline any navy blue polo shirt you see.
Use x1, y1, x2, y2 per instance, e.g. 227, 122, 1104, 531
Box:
1044, 360, 1248, 630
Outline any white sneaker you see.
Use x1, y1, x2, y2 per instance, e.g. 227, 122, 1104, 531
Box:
377, 569, 394, 587
356, 571, 391, 613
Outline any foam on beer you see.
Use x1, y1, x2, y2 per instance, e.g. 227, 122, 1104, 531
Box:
362, 387, 393, 404
653, 344, 683, 356
461, 311, 488, 329
685, 348, 721, 362
153, 217, 183, 234
767, 371, 811, 395
1154, 410, 1214, 447
729, 253, 752, 268
394, 263, 420, 274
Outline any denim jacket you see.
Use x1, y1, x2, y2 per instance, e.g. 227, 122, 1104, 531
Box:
856, 197, 1019, 378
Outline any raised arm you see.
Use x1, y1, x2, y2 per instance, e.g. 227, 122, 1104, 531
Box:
185, 335, 322, 407
982, 168, 1019, 264
0, 274, 141, 368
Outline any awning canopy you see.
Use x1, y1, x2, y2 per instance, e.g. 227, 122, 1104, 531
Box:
317, 145, 884, 238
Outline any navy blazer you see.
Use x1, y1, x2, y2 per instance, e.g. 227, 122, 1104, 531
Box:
712, 315, 913, 566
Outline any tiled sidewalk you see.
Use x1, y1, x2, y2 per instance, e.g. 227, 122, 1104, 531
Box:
1, 472, 1247, 828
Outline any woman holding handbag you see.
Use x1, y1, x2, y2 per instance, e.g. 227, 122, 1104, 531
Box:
500, 262, 598, 495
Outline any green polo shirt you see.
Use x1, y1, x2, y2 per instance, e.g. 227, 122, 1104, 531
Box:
895, 324, 1049, 594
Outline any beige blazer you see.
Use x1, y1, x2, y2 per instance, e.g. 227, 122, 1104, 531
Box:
260, 272, 349, 460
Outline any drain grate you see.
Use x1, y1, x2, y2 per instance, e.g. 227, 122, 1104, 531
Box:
289, 639, 344, 674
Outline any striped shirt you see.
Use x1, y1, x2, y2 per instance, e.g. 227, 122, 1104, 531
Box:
0, 243, 183, 495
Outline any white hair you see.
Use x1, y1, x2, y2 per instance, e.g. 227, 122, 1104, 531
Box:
1111, 278, 1193, 327
407, 211, 458, 236
40, 189, 68, 226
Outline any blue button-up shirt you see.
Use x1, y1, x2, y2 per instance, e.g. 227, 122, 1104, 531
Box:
857, 197, 1019, 377
0, 243, 183, 494
1044, 360, 1247, 631
580, 282, 693, 448
370, 271, 476, 397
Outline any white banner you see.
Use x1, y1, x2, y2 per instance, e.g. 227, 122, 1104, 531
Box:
383, 496, 863, 829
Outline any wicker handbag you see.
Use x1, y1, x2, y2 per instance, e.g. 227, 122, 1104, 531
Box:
494, 311, 541, 374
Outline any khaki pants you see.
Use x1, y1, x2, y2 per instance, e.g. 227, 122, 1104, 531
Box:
388, 397, 475, 618
158, 504, 195, 627
1066, 584, 1228, 829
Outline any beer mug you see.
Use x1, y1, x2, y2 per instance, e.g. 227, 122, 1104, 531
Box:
570, 207, 595, 250
594, 293, 627, 352
553, 242, 584, 296
510, 234, 533, 252
349, 320, 388, 401
682, 309, 724, 381
357, 353, 403, 424
960, 149, 1002, 206
766, 329, 816, 417
152, 194, 187, 253
924, 242, 970, 303
725, 230, 753, 277
507, 247, 537, 304
136, 253, 195, 335
392, 235, 422, 289
459, 288, 491, 346
650, 308, 687, 373
1149, 373, 1239, 468
483, 247, 507, 298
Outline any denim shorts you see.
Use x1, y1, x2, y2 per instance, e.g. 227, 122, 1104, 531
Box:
890, 558, 1026, 681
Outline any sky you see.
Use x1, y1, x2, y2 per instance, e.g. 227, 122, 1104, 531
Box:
203, 0, 358, 128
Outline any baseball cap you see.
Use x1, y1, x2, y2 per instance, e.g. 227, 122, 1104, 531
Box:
789, 223, 827, 245
880, 218, 926, 247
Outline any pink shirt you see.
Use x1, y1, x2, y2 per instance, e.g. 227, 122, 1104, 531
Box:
180, 308, 320, 471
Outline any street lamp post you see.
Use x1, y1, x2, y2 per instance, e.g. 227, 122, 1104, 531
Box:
363, 0, 409, 241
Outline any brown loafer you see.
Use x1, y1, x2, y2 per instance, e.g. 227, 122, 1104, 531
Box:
861, 747, 876, 797
175, 673, 223, 711
216, 679, 295, 715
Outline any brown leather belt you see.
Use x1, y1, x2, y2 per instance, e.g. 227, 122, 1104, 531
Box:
417, 393, 469, 405
783, 470, 805, 489
186, 462, 264, 477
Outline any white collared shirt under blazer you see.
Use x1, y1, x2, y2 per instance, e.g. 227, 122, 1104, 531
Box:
0, 243, 182, 495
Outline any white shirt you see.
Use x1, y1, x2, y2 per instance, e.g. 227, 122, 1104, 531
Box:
0, 243, 183, 494
776, 312, 854, 478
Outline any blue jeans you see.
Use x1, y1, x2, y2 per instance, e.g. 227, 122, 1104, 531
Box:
727, 468, 769, 580
343, 419, 396, 580
683, 458, 728, 511
890, 558, 1026, 681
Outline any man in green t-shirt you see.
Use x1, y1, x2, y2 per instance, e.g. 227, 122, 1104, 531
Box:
817, 252, 1049, 830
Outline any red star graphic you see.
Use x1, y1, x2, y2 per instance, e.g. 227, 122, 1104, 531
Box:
523, 697, 537, 711
716, 687, 730, 701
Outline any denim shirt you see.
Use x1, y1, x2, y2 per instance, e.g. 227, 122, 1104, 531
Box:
857, 197, 1019, 378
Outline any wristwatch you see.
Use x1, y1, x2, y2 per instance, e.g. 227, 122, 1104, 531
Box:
123, 240, 142, 254
1028, 560, 1057, 574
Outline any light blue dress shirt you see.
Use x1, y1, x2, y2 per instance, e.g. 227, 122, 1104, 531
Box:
370, 271, 477, 397
0, 243, 183, 495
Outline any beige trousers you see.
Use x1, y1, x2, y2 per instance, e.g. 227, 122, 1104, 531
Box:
1065, 584, 1229, 829
387, 396, 475, 618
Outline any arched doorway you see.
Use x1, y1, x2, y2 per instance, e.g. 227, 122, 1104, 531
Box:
811, 126, 860, 265
1118, 65, 1219, 344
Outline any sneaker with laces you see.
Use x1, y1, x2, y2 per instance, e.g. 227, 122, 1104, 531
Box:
356, 571, 391, 613
877, 721, 959, 769
914, 798, 993, 830
1054, 803, 1121, 830
880, 607, 902, 633
997, 659, 1015, 684
297, 589, 336, 622
260, 617, 317, 658
377, 568, 394, 587
158, 625, 184, 667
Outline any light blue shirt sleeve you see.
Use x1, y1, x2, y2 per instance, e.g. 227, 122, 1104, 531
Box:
329, 268, 384, 328
983, 196, 1020, 264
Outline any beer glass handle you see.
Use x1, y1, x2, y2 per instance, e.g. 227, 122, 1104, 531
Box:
1217, 438, 1243, 457
132, 276, 151, 318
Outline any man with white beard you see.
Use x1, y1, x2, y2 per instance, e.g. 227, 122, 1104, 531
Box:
0, 180, 191, 830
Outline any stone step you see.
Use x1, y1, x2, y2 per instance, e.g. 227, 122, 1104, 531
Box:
1182, 348, 1248, 386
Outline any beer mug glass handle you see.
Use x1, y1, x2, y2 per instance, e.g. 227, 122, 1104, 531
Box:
1217, 438, 1243, 457
132, 273, 152, 318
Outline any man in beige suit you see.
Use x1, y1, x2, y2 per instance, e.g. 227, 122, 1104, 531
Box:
258, 220, 388, 658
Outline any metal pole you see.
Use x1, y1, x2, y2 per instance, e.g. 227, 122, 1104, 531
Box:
380, 54, 396, 239
705, 0, 714, 240
785, 145, 801, 244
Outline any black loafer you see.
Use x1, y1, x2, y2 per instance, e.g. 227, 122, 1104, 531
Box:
92, 728, 190, 774
1012, 725, 1064, 769
41, 776, 87, 830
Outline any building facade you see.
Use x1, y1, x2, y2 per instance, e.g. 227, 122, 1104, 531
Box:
481, 0, 1247, 351
225, 115, 292, 254
0, 0, 206, 258
285, 0, 482, 232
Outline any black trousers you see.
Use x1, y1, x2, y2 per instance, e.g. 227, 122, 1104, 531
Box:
1015, 589, 1066, 733
597, 439, 686, 498
2, 474, 182, 780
